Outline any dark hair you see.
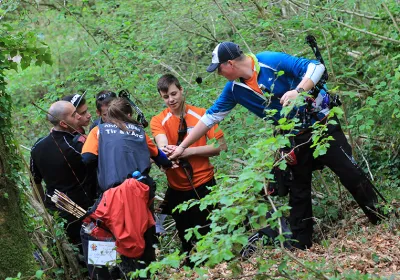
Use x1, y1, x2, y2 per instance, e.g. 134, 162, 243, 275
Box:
234, 53, 247, 62
157, 74, 182, 93
95, 90, 117, 110
61, 94, 87, 108
107, 98, 140, 131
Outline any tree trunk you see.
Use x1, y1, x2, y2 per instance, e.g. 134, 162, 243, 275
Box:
0, 123, 37, 278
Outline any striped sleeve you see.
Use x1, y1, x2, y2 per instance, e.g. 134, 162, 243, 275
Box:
201, 82, 237, 127
150, 114, 166, 137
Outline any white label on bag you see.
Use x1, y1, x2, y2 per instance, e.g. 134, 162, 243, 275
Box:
88, 241, 117, 266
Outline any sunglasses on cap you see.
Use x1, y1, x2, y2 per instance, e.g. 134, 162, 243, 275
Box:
96, 91, 117, 101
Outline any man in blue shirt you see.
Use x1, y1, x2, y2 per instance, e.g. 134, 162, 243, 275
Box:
169, 42, 382, 250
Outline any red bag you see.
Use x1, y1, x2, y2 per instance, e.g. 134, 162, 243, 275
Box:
88, 179, 155, 258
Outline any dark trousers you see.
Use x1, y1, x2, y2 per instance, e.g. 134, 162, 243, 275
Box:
162, 178, 215, 254
289, 122, 379, 249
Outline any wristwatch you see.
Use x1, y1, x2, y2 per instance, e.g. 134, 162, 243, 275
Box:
296, 87, 305, 93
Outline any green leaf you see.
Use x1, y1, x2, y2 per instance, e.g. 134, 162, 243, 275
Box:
231, 234, 248, 245
35, 270, 44, 279
278, 260, 287, 273
321, 239, 330, 248
277, 70, 285, 77
139, 269, 148, 278
184, 230, 193, 241
372, 253, 380, 263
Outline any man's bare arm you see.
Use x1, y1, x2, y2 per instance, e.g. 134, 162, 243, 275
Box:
154, 134, 169, 151
169, 121, 210, 160
180, 136, 227, 158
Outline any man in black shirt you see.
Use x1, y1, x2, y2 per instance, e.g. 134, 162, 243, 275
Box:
30, 101, 96, 244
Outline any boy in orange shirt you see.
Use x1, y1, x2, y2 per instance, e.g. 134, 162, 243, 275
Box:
150, 74, 227, 261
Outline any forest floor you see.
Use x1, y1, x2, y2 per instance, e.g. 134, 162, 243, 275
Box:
171, 206, 400, 279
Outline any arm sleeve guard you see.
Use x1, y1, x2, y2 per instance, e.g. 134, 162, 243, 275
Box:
151, 149, 173, 169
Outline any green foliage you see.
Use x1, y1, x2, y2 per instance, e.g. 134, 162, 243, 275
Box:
2, 0, 399, 279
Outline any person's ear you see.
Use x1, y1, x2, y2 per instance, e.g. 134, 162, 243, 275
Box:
96, 109, 101, 116
59, 120, 68, 129
128, 113, 132, 118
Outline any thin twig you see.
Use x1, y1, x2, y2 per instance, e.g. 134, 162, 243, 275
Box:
291, 0, 382, 20
55, 1, 146, 106
288, 0, 400, 44
59, 3, 124, 83
212, 0, 252, 53
355, 142, 374, 181
327, 17, 400, 44
156, 1, 218, 42
227, 156, 249, 165
164, 221, 177, 232
189, 12, 219, 42
263, 179, 284, 249
164, 230, 179, 248
382, 2, 400, 34
20, 144, 31, 151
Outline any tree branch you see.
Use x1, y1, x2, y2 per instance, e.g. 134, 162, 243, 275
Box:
382, 2, 400, 35
212, 0, 253, 53
156, 1, 218, 42
327, 16, 400, 44
287, 0, 400, 44
291, 0, 382, 20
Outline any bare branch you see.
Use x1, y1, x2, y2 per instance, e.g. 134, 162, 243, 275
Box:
287, 0, 400, 44
327, 17, 400, 44
291, 0, 382, 20
212, 0, 253, 53
156, 0, 218, 42
355, 142, 375, 181
382, 2, 400, 34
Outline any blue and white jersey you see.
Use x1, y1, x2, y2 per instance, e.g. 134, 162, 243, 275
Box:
201, 51, 330, 128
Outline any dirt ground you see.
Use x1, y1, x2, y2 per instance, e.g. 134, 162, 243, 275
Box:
170, 208, 399, 279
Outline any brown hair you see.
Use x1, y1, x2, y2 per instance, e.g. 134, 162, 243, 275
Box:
95, 90, 117, 110
107, 98, 141, 131
157, 74, 182, 93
